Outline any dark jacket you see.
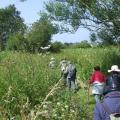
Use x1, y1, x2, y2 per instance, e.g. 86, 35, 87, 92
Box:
104, 73, 120, 94
94, 91, 120, 120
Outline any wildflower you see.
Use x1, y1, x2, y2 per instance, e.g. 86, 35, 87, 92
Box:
44, 110, 48, 114
61, 108, 65, 111
57, 102, 61, 106
43, 105, 47, 109
7, 86, 12, 97
70, 109, 75, 113
53, 113, 57, 117
52, 109, 56, 113
65, 105, 68, 109
30, 110, 35, 117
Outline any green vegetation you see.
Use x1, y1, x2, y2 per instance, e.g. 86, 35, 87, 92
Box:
1, 1, 120, 53
0, 5, 26, 51
45, 0, 120, 45
1, 1, 120, 119
0, 46, 120, 119
26, 13, 58, 53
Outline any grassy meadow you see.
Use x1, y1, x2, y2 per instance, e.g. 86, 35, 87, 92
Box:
0, 46, 120, 119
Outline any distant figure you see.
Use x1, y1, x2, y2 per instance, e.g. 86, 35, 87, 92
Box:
88, 66, 106, 102
94, 65, 120, 120
60, 58, 68, 85
65, 61, 77, 93
49, 57, 56, 69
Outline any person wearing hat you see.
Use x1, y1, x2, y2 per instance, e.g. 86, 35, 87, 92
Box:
93, 65, 120, 120
49, 57, 56, 68
104, 65, 120, 94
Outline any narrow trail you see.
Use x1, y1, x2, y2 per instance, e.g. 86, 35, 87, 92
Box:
37, 78, 95, 120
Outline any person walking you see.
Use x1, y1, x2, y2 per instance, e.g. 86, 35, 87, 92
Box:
65, 61, 77, 93
94, 65, 120, 120
88, 66, 106, 102
59, 58, 68, 85
49, 57, 56, 69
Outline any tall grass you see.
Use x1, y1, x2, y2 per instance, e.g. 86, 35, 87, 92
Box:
0, 46, 120, 119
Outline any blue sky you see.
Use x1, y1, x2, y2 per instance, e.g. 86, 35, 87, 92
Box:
0, 0, 90, 43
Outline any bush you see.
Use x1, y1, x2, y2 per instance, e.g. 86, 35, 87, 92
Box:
50, 41, 64, 52
77, 40, 91, 48
6, 33, 28, 51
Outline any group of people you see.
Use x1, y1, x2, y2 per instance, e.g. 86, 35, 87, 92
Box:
49, 57, 77, 93
88, 65, 120, 120
49, 57, 120, 119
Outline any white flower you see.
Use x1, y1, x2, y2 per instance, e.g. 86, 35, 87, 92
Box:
44, 110, 48, 114
61, 108, 65, 111
53, 114, 57, 117
57, 102, 61, 106
43, 105, 47, 109
70, 109, 75, 113
65, 105, 68, 109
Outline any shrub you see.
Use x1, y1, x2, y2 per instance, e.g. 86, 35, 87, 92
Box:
50, 41, 64, 52
6, 33, 28, 51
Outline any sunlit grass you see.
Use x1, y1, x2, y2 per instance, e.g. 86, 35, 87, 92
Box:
0, 46, 120, 119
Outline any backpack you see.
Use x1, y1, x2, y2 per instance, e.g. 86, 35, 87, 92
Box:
68, 64, 76, 78
102, 102, 120, 120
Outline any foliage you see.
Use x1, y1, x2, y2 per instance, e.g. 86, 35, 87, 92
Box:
50, 41, 64, 52
26, 13, 58, 53
90, 33, 97, 44
63, 41, 91, 49
0, 5, 26, 50
45, 0, 120, 44
0, 47, 120, 119
6, 33, 28, 51
76, 40, 91, 48
97, 29, 115, 45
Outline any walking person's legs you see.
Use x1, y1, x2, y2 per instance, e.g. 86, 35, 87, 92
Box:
71, 80, 76, 93
63, 73, 67, 86
68, 78, 71, 92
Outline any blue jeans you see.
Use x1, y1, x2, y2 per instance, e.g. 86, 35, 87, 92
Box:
68, 78, 76, 92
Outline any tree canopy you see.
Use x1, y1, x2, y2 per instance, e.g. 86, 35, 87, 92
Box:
0, 4, 26, 50
26, 13, 58, 53
45, 0, 120, 44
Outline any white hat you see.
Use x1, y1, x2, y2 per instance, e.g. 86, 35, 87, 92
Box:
108, 65, 120, 72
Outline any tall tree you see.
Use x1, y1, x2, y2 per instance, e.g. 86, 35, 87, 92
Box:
0, 5, 26, 50
45, 0, 120, 44
27, 13, 58, 53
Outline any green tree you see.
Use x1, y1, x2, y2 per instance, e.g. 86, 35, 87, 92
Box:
6, 33, 28, 51
76, 40, 91, 48
45, 0, 120, 44
90, 33, 97, 44
97, 29, 114, 45
0, 5, 26, 50
50, 41, 64, 52
27, 13, 58, 53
